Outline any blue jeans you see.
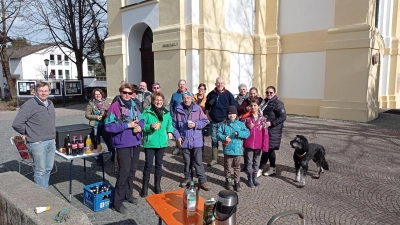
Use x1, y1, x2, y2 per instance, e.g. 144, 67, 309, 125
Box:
27, 139, 56, 190
210, 121, 223, 149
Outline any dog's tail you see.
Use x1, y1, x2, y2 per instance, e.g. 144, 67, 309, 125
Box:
321, 157, 329, 170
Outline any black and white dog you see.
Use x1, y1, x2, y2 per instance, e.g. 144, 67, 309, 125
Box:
290, 135, 329, 186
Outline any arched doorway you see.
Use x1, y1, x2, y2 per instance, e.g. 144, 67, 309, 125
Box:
140, 27, 154, 91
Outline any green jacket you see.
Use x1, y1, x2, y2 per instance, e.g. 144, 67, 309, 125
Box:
142, 107, 174, 148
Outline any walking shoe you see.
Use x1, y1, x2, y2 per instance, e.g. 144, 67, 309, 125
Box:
180, 179, 191, 188
247, 173, 254, 188
263, 167, 276, 176
113, 205, 128, 214
234, 181, 241, 192
199, 182, 211, 191
126, 197, 138, 205
225, 177, 233, 190
256, 169, 262, 178
207, 160, 217, 167
252, 172, 260, 187
172, 148, 180, 155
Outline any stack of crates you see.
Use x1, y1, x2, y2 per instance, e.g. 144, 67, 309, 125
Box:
83, 181, 114, 211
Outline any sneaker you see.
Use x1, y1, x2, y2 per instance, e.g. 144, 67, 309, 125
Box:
180, 179, 191, 188
126, 197, 138, 205
113, 205, 128, 214
263, 167, 276, 176
199, 182, 211, 191
207, 160, 217, 167
225, 177, 233, 190
172, 148, 180, 155
234, 181, 241, 192
256, 169, 262, 178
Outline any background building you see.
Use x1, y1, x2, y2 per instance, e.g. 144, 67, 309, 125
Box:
105, 0, 399, 122
0, 44, 89, 98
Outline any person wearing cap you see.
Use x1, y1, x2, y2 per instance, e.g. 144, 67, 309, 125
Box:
217, 105, 249, 192
205, 76, 238, 166
173, 92, 211, 191
170, 79, 193, 155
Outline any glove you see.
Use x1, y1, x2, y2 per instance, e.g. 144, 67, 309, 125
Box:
53, 208, 69, 223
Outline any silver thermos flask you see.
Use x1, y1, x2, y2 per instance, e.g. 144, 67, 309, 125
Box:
215, 190, 238, 225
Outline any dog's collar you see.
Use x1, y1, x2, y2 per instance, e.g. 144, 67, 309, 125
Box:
297, 152, 306, 158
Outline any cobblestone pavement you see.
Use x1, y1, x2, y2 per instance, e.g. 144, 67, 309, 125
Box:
1, 104, 399, 225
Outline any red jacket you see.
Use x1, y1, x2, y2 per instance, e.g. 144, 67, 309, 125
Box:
241, 113, 269, 152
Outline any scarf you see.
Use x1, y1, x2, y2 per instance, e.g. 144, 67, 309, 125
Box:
236, 93, 248, 105
151, 104, 164, 121
183, 102, 193, 117
120, 97, 132, 110
93, 98, 108, 115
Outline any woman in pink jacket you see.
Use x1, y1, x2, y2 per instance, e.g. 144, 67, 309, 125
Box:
241, 98, 269, 188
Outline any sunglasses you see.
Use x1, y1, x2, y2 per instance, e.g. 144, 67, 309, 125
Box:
266, 92, 274, 94
122, 91, 133, 95
153, 87, 160, 90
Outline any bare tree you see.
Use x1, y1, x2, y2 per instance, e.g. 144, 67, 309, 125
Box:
86, 0, 107, 71
26, 0, 107, 98
0, 0, 25, 99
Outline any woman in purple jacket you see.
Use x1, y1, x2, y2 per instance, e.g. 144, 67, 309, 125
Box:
105, 83, 144, 214
173, 92, 211, 191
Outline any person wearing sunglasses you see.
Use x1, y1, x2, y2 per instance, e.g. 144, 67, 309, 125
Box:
257, 86, 287, 178
105, 83, 144, 214
143, 83, 169, 110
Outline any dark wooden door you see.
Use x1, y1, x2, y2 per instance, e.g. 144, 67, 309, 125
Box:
140, 27, 154, 91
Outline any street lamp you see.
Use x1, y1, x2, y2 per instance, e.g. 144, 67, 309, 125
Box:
44, 59, 50, 80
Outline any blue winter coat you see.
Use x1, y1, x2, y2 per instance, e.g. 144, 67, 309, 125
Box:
173, 103, 208, 149
217, 119, 250, 156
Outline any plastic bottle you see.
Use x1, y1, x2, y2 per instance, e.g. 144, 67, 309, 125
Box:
71, 136, 78, 156
78, 135, 84, 155
183, 181, 189, 209
85, 135, 93, 154
186, 181, 197, 216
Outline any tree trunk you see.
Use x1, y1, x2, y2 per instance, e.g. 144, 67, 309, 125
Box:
75, 53, 85, 100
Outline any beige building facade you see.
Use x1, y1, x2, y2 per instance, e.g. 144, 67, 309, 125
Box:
105, 0, 400, 122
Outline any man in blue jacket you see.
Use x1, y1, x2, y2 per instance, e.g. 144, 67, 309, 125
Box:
205, 76, 238, 166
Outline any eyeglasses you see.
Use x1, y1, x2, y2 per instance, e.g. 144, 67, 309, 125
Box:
122, 91, 133, 95
266, 92, 274, 95
153, 87, 160, 90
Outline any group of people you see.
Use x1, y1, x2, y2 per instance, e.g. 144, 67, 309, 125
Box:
11, 77, 287, 215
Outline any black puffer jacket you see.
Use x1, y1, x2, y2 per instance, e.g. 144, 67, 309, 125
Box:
261, 96, 287, 150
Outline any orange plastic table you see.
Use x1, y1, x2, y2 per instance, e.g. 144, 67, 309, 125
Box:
146, 189, 204, 225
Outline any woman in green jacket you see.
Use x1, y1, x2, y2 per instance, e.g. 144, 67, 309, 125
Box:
140, 92, 174, 197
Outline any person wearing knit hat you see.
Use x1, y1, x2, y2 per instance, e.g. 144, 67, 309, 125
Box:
228, 105, 238, 115
217, 105, 250, 192
170, 80, 193, 155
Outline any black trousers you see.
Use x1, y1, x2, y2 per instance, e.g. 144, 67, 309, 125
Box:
114, 146, 140, 208
143, 148, 165, 180
259, 149, 276, 169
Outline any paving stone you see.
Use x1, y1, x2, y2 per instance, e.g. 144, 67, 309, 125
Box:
0, 104, 399, 224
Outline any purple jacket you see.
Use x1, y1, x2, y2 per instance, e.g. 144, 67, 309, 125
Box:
105, 99, 144, 148
173, 103, 208, 149
241, 113, 269, 152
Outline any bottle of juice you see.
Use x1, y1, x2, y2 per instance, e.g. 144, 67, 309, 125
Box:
85, 135, 93, 154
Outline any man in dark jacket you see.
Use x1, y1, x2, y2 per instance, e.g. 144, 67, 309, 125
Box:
12, 82, 56, 190
258, 86, 287, 177
205, 76, 238, 166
